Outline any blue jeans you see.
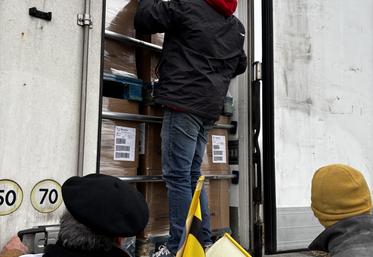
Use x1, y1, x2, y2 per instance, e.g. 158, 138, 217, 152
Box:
161, 109, 213, 254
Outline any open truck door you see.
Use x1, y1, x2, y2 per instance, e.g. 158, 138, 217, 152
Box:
262, 0, 373, 254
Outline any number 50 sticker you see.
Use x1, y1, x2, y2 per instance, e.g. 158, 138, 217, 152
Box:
31, 180, 63, 213
0, 180, 23, 216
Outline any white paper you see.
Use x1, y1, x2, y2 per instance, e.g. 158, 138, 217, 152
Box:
114, 126, 136, 161
212, 135, 226, 163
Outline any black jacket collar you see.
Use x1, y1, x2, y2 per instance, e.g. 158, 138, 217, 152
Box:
43, 243, 130, 257
309, 214, 373, 256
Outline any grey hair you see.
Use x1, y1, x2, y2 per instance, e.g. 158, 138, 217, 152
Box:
58, 210, 115, 251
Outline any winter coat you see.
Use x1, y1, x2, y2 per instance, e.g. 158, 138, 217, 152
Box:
309, 214, 373, 257
134, 0, 247, 121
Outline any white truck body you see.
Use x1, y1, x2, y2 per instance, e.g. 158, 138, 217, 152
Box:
0, 0, 103, 245
270, 0, 373, 252
2, 0, 372, 255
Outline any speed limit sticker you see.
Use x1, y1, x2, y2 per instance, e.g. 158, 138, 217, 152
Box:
31, 180, 63, 213
0, 180, 23, 216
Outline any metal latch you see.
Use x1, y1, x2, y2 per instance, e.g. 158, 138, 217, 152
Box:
253, 61, 262, 81
77, 14, 93, 28
18, 225, 60, 254
29, 7, 52, 21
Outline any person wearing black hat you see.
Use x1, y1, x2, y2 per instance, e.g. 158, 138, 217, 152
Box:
14, 174, 149, 257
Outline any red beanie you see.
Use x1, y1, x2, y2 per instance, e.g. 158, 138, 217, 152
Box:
206, 0, 238, 17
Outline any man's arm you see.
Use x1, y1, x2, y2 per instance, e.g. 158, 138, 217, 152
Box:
134, 0, 180, 34
233, 50, 248, 77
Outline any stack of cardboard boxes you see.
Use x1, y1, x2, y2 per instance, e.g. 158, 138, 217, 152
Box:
201, 115, 231, 231
105, 0, 138, 77
103, 0, 170, 248
138, 105, 169, 239
100, 97, 140, 176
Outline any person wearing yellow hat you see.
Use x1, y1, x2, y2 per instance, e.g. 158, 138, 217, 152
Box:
309, 164, 373, 256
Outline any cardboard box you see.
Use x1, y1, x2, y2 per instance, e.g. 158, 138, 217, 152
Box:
150, 34, 163, 81
216, 115, 230, 125
102, 97, 139, 114
104, 40, 137, 77
138, 124, 162, 175
137, 49, 161, 83
104, 0, 138, 76
200, 129, 230, 174
106, 0, 137, 37
136, 34, 163, 83
100, 119, 139, 176
138, 106, 163, 175
100, 97, 140, 176
138, 182, 169, 238
150, 54, 160, 81
205, 179, 230, 230
152, 33, 164, 47
201, 116, 230, 174
140, 105, 163, 116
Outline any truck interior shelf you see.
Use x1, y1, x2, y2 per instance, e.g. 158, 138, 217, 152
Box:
105, 30, 162, 53
117, 174, 237, 183
102, 111, 235, 129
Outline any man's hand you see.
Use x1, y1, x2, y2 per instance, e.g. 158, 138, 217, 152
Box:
1, 236, 28, 254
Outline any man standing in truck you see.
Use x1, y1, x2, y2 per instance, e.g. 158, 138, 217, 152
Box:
135, 0, 247, 256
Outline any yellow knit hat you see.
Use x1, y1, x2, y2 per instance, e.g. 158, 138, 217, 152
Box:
311, 164, 372, 228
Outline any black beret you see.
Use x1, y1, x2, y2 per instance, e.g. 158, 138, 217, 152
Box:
62, 174, 149, 237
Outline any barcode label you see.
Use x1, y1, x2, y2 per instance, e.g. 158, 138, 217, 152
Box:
211, 135, 226, 163
116, 145, 131, 152
116, 138, 127, 145
115, 152, 130, 159
213, 156, 223, 162
114, 126, 136, 161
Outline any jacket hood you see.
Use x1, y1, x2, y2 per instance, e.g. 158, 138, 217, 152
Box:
206, 0, 238, 17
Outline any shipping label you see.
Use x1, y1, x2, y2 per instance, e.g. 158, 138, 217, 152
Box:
114, 126, 136, 161
212, 135, 226, 163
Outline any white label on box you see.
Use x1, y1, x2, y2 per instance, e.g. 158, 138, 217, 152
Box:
212, 135, 226, 163
114, 126, 136, 161
139, 123, 146, 155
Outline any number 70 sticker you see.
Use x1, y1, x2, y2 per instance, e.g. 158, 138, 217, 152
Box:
31, 180, 63, 213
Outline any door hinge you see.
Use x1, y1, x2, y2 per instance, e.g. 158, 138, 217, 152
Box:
253, 61, 262, 81
77, 14, 93, 28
